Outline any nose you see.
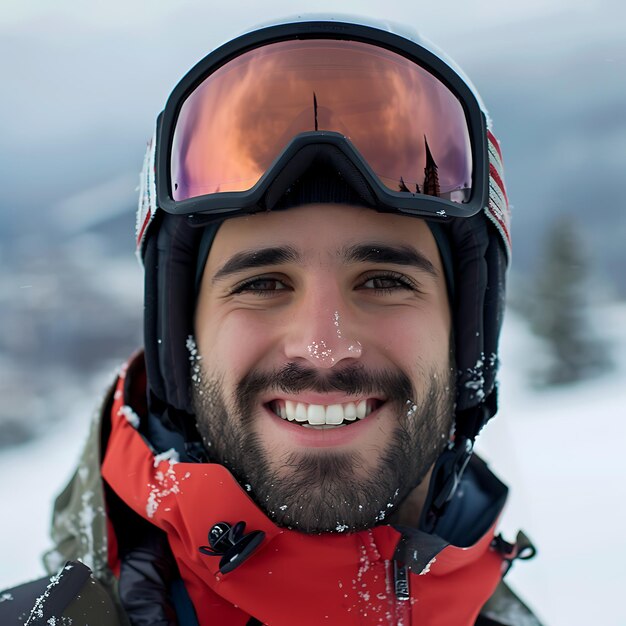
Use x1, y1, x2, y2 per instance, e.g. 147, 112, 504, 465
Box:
283, 287, 363, 368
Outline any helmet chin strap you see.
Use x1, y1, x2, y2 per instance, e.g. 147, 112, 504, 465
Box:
419, 435, 473, 534
418, 393, 496, 534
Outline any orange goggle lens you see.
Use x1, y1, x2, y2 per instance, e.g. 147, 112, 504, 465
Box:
171, 39, 473, 203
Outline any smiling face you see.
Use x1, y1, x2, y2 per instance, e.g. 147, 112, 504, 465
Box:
192, 203, 455, 532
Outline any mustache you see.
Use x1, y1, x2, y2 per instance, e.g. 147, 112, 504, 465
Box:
236, 362, 414, 405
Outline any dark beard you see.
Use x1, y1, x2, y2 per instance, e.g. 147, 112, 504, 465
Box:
191, 361, 454, 533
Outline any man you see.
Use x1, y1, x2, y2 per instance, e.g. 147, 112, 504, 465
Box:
1, 16, 541, 626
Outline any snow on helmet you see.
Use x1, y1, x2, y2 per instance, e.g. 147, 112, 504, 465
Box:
136, 16, 511, 521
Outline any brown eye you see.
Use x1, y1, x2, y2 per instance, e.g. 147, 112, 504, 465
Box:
363, 277, 404, 290
359, 272, 416, 293
232, 276, 289, 295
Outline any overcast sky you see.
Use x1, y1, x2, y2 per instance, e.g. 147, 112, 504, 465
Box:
2, 0, 603, 30
1, 0, 624, 265
1, 0, 615, 147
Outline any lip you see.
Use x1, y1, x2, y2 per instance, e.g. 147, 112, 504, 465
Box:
260, 402, 384, 448
262, 392, 385, 406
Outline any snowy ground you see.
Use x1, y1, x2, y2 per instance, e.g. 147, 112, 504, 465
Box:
1, 304, 624, 625
475, 303, 626, 626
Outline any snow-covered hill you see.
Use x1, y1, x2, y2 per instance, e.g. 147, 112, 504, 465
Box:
1, 304, 624, 625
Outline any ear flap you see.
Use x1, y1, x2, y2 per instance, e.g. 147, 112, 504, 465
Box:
143, 213, 166, 407
449, 213, 489, 413
149, 214, 202, 416
480, 221, 508, 419
420, 216, 508, 527
448, 212, 507, 437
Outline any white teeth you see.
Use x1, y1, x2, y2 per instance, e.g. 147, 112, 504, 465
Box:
274, 399, 377, 426
295, 402, 308, 422
325, 404, 344, 425
344, 402, 357, 421
356, 400, 368, 420
307, 404, 326, 425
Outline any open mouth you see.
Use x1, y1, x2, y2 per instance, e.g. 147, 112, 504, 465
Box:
267, 399, 383, 429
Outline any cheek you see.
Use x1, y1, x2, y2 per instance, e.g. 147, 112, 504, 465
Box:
376, 308, 450, 367
195, 309, 278, 382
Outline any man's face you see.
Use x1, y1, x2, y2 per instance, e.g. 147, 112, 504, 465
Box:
192, 204, 454, 532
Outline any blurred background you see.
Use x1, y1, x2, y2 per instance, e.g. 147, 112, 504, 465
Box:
1, 1, 624, 624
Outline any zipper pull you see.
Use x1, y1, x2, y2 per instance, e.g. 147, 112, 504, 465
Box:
393, 561, 410, 601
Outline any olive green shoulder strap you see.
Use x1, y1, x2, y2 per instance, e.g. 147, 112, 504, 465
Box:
41, 380, 127, 622
478, 581, 544, 626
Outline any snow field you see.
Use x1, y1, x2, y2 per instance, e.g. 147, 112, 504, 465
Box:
1, 305, 625, 625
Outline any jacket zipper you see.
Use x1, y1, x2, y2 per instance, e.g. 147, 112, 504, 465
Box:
393, 561, 411, 625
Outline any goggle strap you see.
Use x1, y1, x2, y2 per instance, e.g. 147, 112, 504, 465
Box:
137, 124, 158, 263
484, 130, 511, 260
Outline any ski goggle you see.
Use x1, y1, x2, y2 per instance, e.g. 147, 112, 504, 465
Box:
155, 22, 489, 221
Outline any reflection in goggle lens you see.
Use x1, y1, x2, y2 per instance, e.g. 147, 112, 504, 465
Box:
171, 39, 473, 203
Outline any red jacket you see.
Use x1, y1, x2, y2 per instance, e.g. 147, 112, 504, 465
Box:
0, 354, 541, 626
100, 355, 525, 626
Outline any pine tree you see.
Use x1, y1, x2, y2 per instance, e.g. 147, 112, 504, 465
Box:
529, 216, 611, 385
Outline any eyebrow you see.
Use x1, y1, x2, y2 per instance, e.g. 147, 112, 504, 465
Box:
341, 243, 439, 278
212, 246, 301, 283
212, 241, 438, 283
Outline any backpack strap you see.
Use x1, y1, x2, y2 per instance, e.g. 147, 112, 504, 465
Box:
477, 580, 544, 626
0, 561, 122, 626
